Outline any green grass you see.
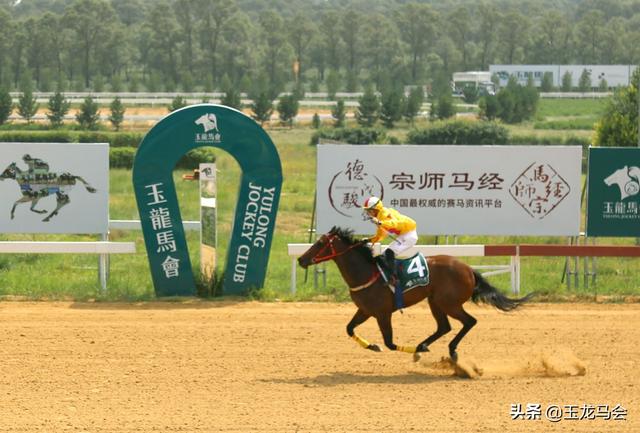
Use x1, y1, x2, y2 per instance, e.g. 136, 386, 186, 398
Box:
0, 106, 638, 301
536, 98, 609, 119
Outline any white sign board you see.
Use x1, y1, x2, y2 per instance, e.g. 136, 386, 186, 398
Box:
316, 145, 582, 236
0, 143, 108, 234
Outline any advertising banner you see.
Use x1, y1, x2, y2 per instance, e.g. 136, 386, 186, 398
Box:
0, 142, 108, 234
317, 144, 582, 236
586, 147, 640, 237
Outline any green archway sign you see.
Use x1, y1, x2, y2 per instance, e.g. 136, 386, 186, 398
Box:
133, 104, 282, 296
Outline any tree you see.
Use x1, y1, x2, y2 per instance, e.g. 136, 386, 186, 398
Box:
312, 113, 321, 129
168, 96, 187, 112
64, 0, 117, 88
447, 6, 472, 70
379, 88, 403, 128
540, 72, 554, 92
561, 71, 573, 92
578, 69, 592, 92
221, 88, 242, 110
287, 12, 315, 82
0, 87, 12, 126
599, 78, 609, 92
332, 99, 346, 127
395, 3, 437, 81
433, 94, 455, 120
495, 78, 539, 123
109, 96, 125, 131
251, 91, 273, 126
462, 85, 479, 104
594, 68, 640, 146
17, 79, 39, 123
326, 70, 340, 100
404, 87, 424, 125
46, 91, 70, 128
76, 96, 100, 130
198, 0, 237, 86
356, 86, 379, 127
479, 95, 499, 120
277, 94, 298, 127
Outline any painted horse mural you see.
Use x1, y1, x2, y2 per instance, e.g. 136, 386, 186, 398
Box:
0, 154, 97, 222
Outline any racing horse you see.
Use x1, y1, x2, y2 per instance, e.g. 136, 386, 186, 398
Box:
0, 156, 97, 222
297, 227, 532, 362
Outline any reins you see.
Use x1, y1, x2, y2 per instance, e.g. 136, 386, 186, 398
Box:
310, 234, 381, 292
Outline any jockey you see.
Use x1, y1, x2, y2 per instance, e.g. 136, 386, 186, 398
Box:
362, 196, 418, 279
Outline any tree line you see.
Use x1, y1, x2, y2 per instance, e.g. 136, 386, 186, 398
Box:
2, 0, 640, 97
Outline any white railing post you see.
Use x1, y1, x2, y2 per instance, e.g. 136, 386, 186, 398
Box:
291, 257, 297, 295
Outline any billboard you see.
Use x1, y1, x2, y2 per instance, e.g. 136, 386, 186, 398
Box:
316, 145, 582, 236
0, 142, 108, 234
586, 147, 640, 237
489, 64, 636, 88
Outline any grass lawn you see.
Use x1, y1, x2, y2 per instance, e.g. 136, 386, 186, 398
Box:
1, 100, 638, 301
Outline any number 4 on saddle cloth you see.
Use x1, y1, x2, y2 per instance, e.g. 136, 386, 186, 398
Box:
377, 252, 430, 310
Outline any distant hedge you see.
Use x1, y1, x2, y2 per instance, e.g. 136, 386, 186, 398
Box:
110, 147, 216, 170
407, 120, 509, 145
0, 130, 144, 147
310, 127, 387, 145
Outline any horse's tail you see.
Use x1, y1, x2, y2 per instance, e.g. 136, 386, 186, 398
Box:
471, 270, 533, 312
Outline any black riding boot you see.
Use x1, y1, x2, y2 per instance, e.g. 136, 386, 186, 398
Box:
385, 249, 397, 280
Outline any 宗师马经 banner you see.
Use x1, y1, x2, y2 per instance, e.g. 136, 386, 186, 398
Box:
316, 144, 582, 236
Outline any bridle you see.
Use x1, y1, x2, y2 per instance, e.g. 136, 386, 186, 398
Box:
309, 233, 361, 264
309, 233, 381, 292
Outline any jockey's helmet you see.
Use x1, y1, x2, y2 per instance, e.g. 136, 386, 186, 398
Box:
363, 196, 383, 213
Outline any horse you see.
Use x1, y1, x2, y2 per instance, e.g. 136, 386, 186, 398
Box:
0, 157, 97, 222
297, 226, 532, 363
604, 166, 640, 200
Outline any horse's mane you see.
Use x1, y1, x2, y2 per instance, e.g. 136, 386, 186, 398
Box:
329, 226, 375, 263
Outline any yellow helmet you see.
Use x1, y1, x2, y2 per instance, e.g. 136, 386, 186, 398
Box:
363, 196, 383, 211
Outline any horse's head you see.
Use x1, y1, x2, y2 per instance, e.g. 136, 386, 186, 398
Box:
298, 227, 372, 269
604, 166, 628, 186
0, 162, 18, 181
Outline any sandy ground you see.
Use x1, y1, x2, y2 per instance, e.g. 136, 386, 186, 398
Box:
0, 301, 638, 433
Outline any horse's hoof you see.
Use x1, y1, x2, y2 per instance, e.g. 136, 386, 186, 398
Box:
417, 343, 430, 353
413, 352, 422, 362
450, 352, 458, 363
367, 344, 382, 352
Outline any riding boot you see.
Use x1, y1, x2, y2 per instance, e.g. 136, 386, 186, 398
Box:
385, 249, 397, 281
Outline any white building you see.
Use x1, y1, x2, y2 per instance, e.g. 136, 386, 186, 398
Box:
489, 64, 637, 88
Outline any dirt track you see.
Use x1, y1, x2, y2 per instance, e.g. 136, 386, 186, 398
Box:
0, 301, 638, 433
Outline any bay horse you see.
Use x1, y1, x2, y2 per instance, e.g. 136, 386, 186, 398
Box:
297, 227, 532, 362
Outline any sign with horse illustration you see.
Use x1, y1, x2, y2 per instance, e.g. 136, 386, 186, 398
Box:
586, 147, 640, 237
0, 143, 108, 234
316, 144, 582, 236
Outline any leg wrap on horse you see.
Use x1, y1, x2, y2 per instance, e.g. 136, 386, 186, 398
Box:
351, 334, 371, 349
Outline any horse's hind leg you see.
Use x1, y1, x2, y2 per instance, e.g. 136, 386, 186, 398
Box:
346, 309, 380, 352
444, 306, 477, 363
416, 301, 452, 354
43, 193, 70, 222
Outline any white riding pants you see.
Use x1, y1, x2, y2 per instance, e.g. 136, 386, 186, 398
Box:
387, 230, 418, 257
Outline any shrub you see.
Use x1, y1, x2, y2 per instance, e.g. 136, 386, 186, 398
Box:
310, 127, 387, 145
0, 87, 13, 126
76, 96, 100, 130
110, 147, 136, 169
407, 120, 509, 145
176, 148, 218, 169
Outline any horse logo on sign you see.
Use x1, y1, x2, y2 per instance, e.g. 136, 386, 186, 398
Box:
0, 154, 97, 221
604, 166, 640, 200
194, 113, 222, 143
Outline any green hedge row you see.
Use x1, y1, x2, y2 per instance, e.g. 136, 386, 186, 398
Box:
310, 127, 387, 145
0, 130, 144, 147
110, 147, 217, 170
407, 120, 509, 144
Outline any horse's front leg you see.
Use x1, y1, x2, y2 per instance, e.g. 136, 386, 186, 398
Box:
375, 313, 416, 354
346, 309, 381, 352
29, 197, 47, 214
10, 196, 33, 219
